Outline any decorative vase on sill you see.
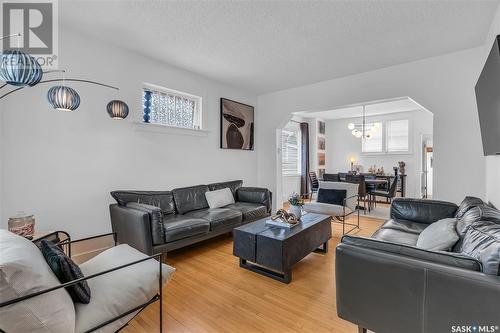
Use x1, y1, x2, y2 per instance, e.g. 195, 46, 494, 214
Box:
288, 192, 304, 220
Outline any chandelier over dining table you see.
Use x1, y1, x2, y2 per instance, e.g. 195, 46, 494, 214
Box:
346, 105, 379, 140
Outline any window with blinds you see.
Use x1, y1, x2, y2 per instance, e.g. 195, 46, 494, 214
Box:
143, 84, 202, 129
281, 123, 301, 176
387, 119, 410, 152
362, 122, 383, 153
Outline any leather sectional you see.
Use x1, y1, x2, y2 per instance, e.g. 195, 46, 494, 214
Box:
336, 197, 500, 333
109, 180, 271, 255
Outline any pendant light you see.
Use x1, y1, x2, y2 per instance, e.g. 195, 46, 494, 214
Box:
0, 34, 43, 87
47, 70, 80, 112
107, 100, 129, 119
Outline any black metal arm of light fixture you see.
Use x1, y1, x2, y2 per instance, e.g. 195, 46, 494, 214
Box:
0, 77, 120, 100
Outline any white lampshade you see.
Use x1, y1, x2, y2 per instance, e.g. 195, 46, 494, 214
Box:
351, 129, 358, 136
354, 131, 362, 138
347, 123, 355, 130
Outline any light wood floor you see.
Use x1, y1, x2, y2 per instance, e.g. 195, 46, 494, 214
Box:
122, 214, 384, 333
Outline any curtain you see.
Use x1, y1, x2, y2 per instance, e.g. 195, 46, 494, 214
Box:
300, 122, 310, 197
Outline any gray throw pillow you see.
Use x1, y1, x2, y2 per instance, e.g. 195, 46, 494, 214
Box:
460, 222, 500, 276
416, 218, 459, 251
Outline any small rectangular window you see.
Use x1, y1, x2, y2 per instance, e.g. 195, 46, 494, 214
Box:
143, 84, 202, 130
387, 119, 409, 152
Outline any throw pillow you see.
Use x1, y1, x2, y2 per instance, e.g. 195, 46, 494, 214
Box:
456, 204, 500, 237
416, 218, 459, 251
317, 188, 347, 206
455, 196, 484, 219
40, 240, 91, 303
460, 222, 500, 275
205, 187, 235, 209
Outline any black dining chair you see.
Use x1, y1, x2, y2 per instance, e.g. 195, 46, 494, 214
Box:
338, 172, 348, 182
345, 174, 369, 213
370, 176, 398, 206
323, 173, 340, 182
308, 171, 319, 201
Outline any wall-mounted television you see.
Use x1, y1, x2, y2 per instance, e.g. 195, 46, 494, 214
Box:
475, 35, 500, 156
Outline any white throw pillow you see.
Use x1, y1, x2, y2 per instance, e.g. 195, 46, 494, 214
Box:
0, 230, 76, 333
416, 218, 459, 251
205, 188, 235, 209
75, 244, 175, 333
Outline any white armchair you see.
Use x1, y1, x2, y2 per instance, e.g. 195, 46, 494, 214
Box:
303, 181, 360, 234
0, 230, 175, 333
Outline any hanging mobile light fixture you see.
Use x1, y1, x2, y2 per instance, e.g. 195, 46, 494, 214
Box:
0, 34, 43, 87
347, 105, 376, 140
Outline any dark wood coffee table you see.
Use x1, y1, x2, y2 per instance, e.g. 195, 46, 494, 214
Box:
233, 213, 332, 283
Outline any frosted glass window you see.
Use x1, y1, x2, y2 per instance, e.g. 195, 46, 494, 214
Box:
143, 86, 201, 129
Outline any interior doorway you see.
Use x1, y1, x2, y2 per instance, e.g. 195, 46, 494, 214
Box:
421, 135, 433, 198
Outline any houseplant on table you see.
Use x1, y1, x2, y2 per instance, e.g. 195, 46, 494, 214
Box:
288, 192, 304, 220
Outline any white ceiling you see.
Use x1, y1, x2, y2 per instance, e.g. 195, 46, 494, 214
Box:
60, 0, 499, 93
296, 97, 426, 120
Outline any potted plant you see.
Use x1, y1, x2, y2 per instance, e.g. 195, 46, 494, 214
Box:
288, 192, 304, 220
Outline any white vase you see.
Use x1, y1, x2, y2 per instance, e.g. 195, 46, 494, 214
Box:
288, 205, 302, 220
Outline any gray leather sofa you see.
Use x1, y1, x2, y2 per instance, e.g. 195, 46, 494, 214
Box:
336, 197, 500, 333
109, 180, 271, 255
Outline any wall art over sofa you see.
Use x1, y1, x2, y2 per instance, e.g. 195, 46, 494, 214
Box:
220, 98, 254, 150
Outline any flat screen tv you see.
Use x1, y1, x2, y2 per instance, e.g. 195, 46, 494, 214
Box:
475, 35, 500, 156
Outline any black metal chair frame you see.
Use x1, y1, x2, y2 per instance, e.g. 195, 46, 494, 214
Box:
1, 231, 164, 333
333, 194, 360, 235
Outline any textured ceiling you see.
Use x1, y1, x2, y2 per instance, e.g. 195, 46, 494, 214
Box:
60, 0, 499, 93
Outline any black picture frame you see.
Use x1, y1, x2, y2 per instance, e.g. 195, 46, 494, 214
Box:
220, 98, 255, 150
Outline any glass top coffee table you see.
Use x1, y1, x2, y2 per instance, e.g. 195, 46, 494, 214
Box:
233, 213, 332, 283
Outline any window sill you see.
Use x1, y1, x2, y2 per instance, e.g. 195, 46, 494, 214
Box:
133, 122, 210, 137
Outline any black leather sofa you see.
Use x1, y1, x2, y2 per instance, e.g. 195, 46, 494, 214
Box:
109, 180, 271, 255
336, 197, 500, 333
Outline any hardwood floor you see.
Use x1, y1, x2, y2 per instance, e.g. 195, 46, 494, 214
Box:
122, 215, 384, 333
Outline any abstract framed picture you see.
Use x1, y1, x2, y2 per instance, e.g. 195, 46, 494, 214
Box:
220, 98, 254, 150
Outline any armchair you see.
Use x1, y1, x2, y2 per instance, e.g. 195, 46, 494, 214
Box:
0, 230, 174, 333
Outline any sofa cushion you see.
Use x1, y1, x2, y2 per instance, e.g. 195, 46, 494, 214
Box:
224, 202, 268, 221
455, 196, 484, 219
126, 202, 165, 245
390, 198, 458, 224
343, 235, 481, 272
205, 188, 235, 209
40, 240, 91, 304
75, 244, 175, 333
456, 204, 500, 237
111, 190, 176, 215
208, 180, 242, 198
172, 185, 210, 214
163, 215, 210, 243
416, 218, 459, 251
0, 230, 76, 333
371, 228, 419, 246
460, 222, 500, 275
303, 202, 352, 216
184, 208, 242, 231
380, 218, 428, 235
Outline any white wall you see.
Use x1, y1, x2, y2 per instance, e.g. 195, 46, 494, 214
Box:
324, 110, 433, 199
481, 5, 500, 208
0, 27, 258, 238
257, 46, 486, 210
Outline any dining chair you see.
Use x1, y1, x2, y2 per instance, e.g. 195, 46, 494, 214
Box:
323, 173, 340, 182
308, 171, 319, 201
345, 174, 369, 213
338, 172, 348, 182
369, 176, 398, 206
